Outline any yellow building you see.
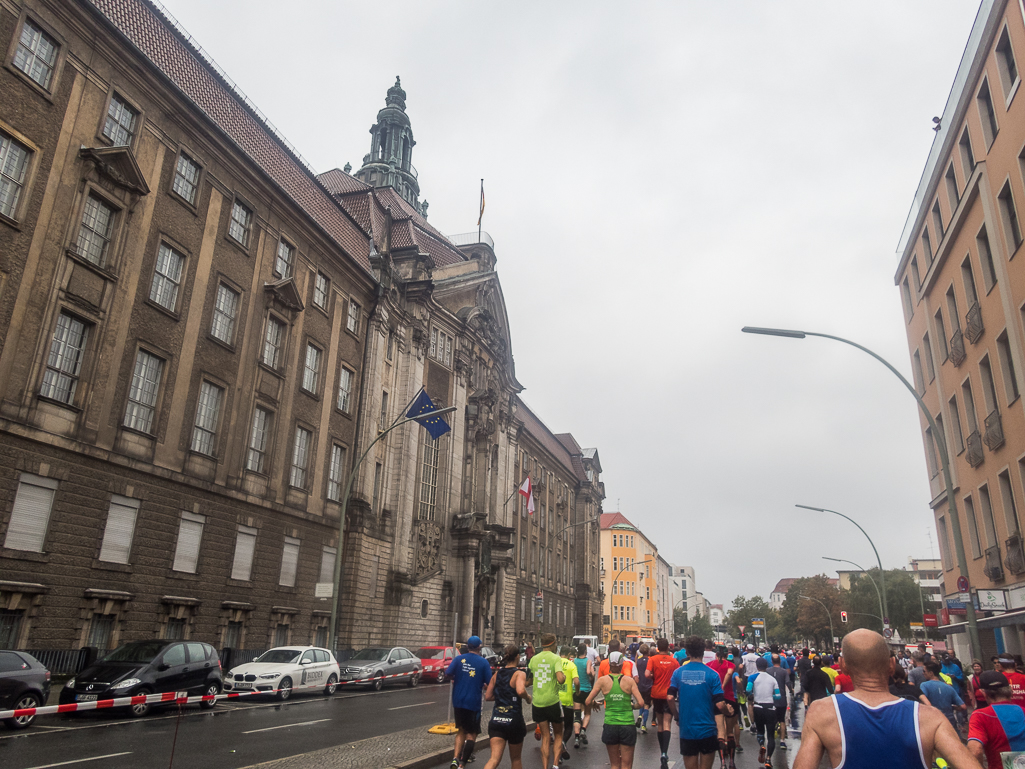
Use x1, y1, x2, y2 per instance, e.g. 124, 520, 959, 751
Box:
600, 512, 659, 642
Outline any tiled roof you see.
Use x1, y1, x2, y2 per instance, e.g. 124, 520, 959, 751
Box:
771, 578, 798, 594
515, 397, 575, 477
600, 512, 636, 530
318, 168, 372, 196
554, 434, 588, 483
89, 0, 372, 272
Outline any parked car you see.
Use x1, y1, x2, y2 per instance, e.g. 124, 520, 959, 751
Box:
59, 640, 221, 717
339, 647, 421, 690
414, 646, 456, 683
479, 645, 501, 671
223, 646, 339, 700
0, 651, 51, 730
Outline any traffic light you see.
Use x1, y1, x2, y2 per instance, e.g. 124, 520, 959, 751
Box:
840, 611, 848, 623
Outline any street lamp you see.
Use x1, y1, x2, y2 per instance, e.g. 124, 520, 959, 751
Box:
610, 558, 654, 643
800, 594, 835, 650
743, 326, 981, 662
823, 556, 885, 633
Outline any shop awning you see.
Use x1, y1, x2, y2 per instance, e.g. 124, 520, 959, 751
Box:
938, 608, 1025, 635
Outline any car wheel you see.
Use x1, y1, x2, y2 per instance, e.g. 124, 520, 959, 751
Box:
4, 692, 41, 730
129, 687, 152, 718
324, 674, 338, 696
372, 673, 384, 691
199, 682, 219, 709
276, 677, 292, 701
436, 669, 446, 684
408, 671, 420, 688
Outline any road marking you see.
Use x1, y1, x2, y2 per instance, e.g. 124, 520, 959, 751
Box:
22, 753, 133, 769
242, 718, 332, 734
388, 701, 436, 710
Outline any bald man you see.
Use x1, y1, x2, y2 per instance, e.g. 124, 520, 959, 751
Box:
794, 629, 981, 769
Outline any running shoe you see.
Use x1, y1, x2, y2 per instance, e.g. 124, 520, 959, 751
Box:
582, 731, 589, 746
450, 761, 458, 769
534, 724, 542, 741
735, 743, 744, 752
660, 756, 669, 769
640, 725, 647, 734
758, 745, 766, 764
636, 716, 642, 728
764, 763, 772, 769
779, 740, 788, 750
574, 737, 580, 749
562, 748, 570, 761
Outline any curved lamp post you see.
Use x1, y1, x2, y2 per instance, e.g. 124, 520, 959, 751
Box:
742, 326, 981, 662
823, 556, 885, 632
800, 594, 835, 649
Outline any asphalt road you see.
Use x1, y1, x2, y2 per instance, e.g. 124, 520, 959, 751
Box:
0, 678, 451, 769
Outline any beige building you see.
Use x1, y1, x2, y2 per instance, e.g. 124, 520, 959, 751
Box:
895, 0, 1025, 662
599, 512, 659, 642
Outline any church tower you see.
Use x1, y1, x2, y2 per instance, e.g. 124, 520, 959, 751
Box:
354, 77, 421, 209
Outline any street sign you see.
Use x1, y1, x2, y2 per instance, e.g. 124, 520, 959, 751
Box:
751, 618, 765, 628
910, 622, 924, 629
738, 625, 746, 633
976, 589, 1008, 612
923, 614, 938, 627
883, 628, 894, 639
957, 576, 969, 592
754, 630, 761, 637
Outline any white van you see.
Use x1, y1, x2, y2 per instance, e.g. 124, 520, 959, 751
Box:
572, 634, 599, 650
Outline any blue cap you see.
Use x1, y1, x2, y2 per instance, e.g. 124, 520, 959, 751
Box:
467, 635, 482, 649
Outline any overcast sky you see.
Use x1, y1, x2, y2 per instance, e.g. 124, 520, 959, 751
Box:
162, 0, 982, 608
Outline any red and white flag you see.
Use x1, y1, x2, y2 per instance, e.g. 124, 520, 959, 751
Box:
518, 477, 534, 515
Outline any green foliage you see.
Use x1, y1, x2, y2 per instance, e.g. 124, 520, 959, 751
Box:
844, 568, 926, 640
726, 596, 780, 644
674, 607, 714, 641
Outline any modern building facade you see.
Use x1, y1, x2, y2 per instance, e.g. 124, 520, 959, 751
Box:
656, 555, 672, 638
894, 0, 1025, 663
669, 563, 697, 619
907, 557, 944, 611
599, 512, 659, 642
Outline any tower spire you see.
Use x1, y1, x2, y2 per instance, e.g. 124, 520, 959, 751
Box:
354, 77, 420, 208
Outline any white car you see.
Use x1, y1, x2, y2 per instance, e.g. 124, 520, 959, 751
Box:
222, 646, 339, 701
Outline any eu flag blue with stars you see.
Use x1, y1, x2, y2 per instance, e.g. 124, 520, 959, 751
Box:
406, 389, 451, 440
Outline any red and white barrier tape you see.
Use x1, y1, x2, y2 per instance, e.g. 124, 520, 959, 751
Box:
0, 669, 417, 721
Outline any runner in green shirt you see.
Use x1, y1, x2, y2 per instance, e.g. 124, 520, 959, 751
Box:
528, 634, 567, 769
586, 651, 643, 769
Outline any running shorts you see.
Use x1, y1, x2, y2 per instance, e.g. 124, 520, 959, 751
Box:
722, 699, 739, 719
639, 688, 653, 707
775, 705, 787, 724
532, 703, 563, 725
488, 715, 526, 744
651, 697, 669, 716
454, 707, 481, 735
573, 690, 590, 704
602, 723, 637, 746
680, 734, 719, 756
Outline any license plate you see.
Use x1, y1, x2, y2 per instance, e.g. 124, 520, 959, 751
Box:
76, 694, 98, 701
233, 682, 252, 689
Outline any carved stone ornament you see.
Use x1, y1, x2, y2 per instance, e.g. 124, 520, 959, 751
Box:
414, 520, 442, 577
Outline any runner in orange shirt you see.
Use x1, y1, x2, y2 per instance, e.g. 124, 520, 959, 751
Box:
645, 638, 681, 769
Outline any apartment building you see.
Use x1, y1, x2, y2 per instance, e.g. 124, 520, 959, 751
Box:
599, 512, 659, 642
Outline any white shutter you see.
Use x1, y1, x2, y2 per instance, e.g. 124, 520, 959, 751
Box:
4, 474, 58, 552
319, 546, 336, 584
279, 536, 300, 586
230, 526, 257, 581
172, 512, 205, 573
98, 495, 139, 564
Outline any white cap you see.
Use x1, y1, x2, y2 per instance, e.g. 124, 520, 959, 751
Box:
609, 651, 624, 665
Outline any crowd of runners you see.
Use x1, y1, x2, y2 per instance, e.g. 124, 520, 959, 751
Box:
440, 629, 1025, 769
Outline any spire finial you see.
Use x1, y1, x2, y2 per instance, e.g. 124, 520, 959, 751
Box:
385, 76, 407, 111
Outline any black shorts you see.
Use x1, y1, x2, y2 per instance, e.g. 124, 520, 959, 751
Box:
639, 688, 653, 706
454, 707, 481, 735
651, 697, 669, 716
680, 734, 719, 756
722, 700, 739, 719
573, 690, 590, 704
532, 703, 563, 725
563, 704, 575, 731
775, 705, 787, 723
488, 716, 526, 744
602, 723, 638, 746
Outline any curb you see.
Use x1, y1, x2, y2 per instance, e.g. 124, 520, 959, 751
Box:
382, 721, 534, 769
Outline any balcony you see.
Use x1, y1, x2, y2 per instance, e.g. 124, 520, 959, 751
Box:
984, 409, 1004, 451
966, 429, 984, 467
965, 302, 984, 344
1005, 533, 1025, 575
984, 544, 1005, 582
949, 329, 967, 367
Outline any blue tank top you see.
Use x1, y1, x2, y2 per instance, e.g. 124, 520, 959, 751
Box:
573, 657, 592, 692
832, 693, 928, 769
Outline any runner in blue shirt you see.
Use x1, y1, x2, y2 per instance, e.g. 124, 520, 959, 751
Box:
667, 636, 726, 769
445, 635, 493, 769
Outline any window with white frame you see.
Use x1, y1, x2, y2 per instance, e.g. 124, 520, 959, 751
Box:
230, 525, 257, 581
75, 193, 116, 266
319, 546, 336, 584
98, 495, 139, 564
123, 349, 163, 433
290, 426, 312, 488
190, 381, 223, 455
418, 437, 440, 520
346, 299, 360, 333
279, 536, 300, 587
172, 511, 205, 573
262, 316, 285, 368
228, 200, 252, 247
172, 152, 200, 205
149, 243, 184, 311
336, 367, 353, 412
210, 284, 239, 344
996, 26, 1019, 98
0, 133, 31, 219
102, 94, 138, 146
40, 311, 87, 404
274, 239, 294, 278
302, 344, 322, 393
430, 327, 453, 366
327, 444, 346, 501
3, 473, 57, 552
314, 272, 329, 309
246, 407, 271, 473
13, 19, 57, 89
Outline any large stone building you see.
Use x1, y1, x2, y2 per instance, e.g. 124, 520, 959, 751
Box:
894, 0, 1025, 662
0, 0, 603, 656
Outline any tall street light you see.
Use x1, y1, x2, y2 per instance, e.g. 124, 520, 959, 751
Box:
742, 326, 981, 662
823, 556, 884, 632
610, 558, 654, 643
800, 594, 835, 649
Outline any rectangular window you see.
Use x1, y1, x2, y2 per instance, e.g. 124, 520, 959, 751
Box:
210, 284, 240, 344
997, 331, 1020, 403
999, 470, 1020, 535
246, 407, 271, 473
911, 257, 922, 292
327, 444, 347, 501
948, 395, 965, 452
172, 511, 205, 573
386, 332, 394, 361
274, 239, 294, 278
172, 152, 200, 205
149, 243, 184, 311
932, 201, 944, 238
76, 194, 115, 266
372, 462, 382, 512
123, 350, 164, 433
962, 256, 979, 307
0, 133, 30, 219
3, 474, 57, 552
977, 226, 998, 290
290, 426, 312, 488
520, 536, 526, 570
978, 80, 999, 148
314, 272, 329, 309
923, 333, 936, 382
103, 94, 138, 147
319, 545, 336, 584
901, 278, 914, 320
379, 391, 389, 428
274, 624, 289, 646
13, 19, 57, 89
230, 525, 257, 581
346, 300, 361, 334
946, 286, 961, 331
224, 621, 242, 649
963, 379, 979, 432
336, 367, 353, 412
89, 614, 115, 650
279, 536, 300, 587
190, 381, 223, 455
996, 27, 1019, 98
998, 182, 1023, 252
934, 311, 948, 360
98, 495, 139, 564
430, 328, 454, 366
40, 312, 87, 404
262, 316, 285, 368
912, 350, 925, 393
228, 200, 252, 247
922, 227, 933, 264
965, 495, 982, 558
960, 128, 976, 177
419, 437, 440, 520
980, 355, 999, 414
945, 163, 960, 209
980, 485, 998, 548
302, 344, 322, 394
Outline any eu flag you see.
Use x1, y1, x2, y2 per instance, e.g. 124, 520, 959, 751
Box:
406, 389, 451, 440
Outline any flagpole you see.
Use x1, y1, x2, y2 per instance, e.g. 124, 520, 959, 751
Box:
477, 179, 483, 243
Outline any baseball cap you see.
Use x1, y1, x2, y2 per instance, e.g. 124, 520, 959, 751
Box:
609, 651, 624, 665
980, 670, 1010, 690
466, 635, 482, 649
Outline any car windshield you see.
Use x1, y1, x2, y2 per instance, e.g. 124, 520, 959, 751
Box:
101, 641, 169, 664
254, 649, 302, 664
415, 648, 448, 659
350, 648, 390, 661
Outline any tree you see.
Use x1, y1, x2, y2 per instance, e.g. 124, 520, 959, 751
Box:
675, 608, 714, 641
781, 574, 843, 649
844, 568, 925, 640
726, 596, 780, 645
